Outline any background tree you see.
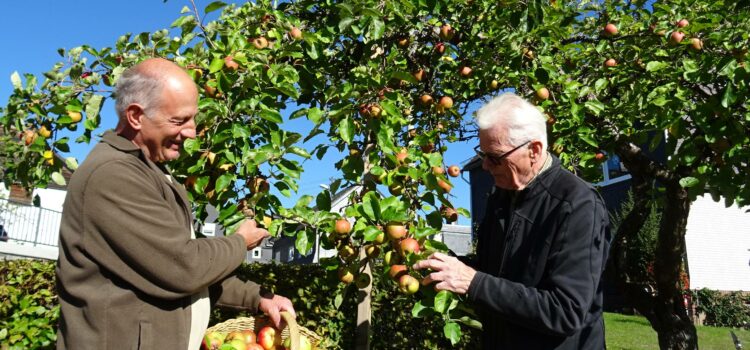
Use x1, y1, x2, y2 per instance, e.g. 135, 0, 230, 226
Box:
1, 0, 748, 349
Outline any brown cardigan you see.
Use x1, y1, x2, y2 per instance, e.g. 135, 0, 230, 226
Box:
56, 131, 261, 350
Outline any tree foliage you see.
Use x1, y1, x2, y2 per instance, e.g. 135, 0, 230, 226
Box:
1, 0, 748, 348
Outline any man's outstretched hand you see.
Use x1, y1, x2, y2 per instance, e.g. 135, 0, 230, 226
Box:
236, 219, 269, 250
413, 252, 477, 294
258, 292, 296, 329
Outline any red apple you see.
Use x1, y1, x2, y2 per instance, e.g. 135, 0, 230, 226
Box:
385, 222, 407, 240
397, 37, 410, 47
441, 206, 458, 223
257, 326, 281, 350
247, 344, 264, 350
252, 36, 269, 49
289, 27, 303, 40
437, 179, 452, 193
434, 42, 445, 54
670, 31, 685, 44
395, 148, 409, 164
412, 69, 425, 81
594, 152, 606, 163
604, 23, 618, 36
438, 96, 454, 109
389, 264, 408, 280
432, 166, 445, 175
676, 19, 689, 28
604, 58, 617, 68
459, 66, 472, 77
400, 237, 421, 256
398, 274, 420, 295
439, 24, 454, 41
202, 331, 226, 350
224, 55, 239, 70
536, 87, 550, 100
690, 38, 703, 51
420, 94, 434, 106
334, 219, 351, 236
447, 165, 460, 177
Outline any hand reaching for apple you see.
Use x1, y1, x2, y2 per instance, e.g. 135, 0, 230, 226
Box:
258, 292, 296, 329
413, 252, 477, 294
236, 219, 269, 250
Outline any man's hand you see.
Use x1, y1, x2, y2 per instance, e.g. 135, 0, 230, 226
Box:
235, 219, 269, 250
258, 293, 296, 329
413, 252, 477, 294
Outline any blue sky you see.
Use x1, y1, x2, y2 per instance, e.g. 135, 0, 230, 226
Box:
0, 0, 477, 225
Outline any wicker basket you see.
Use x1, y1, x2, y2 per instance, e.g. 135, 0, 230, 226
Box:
206, 311, 321, 350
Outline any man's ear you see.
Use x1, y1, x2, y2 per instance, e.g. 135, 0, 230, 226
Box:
124, 104, 146, 131
529, 140, 545, 158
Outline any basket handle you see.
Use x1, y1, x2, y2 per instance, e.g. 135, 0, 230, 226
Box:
281, 311, 300, 350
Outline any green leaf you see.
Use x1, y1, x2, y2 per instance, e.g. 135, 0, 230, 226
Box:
215, 173, 234, 193
51, 172, 66, 186
209, 57, 224, 73
434, 290, 456, 313
411, 300, 434, 317
296, 230, 313, 256
443, 322, 462, 346
183, 138, 200, 155
646, 61, 668, 72
84, 95, 104, 130
287, 146, 311, 159
369, 19, 385, 40
10, 71, 22, 90
679, 177, 700, 188
316, 191, 331, 211
363, 226, 382, 242
259, 107, 283, 124
204, 1, 227, 14
721, 83, 736, 108
338, 117, 354, 144
361, 192, 381, 221
338, 17, 355, 32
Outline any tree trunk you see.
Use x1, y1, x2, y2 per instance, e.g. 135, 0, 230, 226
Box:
650, 181, 697, 350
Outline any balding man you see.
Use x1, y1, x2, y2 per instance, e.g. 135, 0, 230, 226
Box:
56, 58, 295, 350
414, 93, 612, 349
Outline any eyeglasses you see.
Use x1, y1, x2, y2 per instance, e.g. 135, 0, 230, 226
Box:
474, 140, 531, 165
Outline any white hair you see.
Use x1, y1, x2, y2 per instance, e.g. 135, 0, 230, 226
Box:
114, 67, 164, 120
475, 92, 547, 149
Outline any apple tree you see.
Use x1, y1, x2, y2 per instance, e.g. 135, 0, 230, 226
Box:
2, 0, 749, 349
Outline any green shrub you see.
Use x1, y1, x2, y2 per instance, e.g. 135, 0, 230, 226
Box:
692, 288, 750, 329
0, 259, 480, 349
0, 259, 59, 350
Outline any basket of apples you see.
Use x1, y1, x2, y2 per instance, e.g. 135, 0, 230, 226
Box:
202, 311, 320, 350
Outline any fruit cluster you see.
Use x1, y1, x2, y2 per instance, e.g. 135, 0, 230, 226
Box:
202, 325, 314, 350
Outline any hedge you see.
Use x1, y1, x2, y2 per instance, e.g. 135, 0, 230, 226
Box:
0, 259, 480, 349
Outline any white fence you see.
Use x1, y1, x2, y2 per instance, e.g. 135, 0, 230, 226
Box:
0, 198, 61, 247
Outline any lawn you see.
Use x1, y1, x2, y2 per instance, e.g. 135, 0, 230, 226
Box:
605, 312, 750, 350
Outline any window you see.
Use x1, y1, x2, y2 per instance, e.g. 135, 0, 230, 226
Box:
287, 247, 296, 262
252, 248, 261, 259
598, 153, 631, 186
201, 223, 216, 237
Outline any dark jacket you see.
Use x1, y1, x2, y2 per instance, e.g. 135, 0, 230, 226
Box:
56, 131, 261, 350
467, 155, 612, 349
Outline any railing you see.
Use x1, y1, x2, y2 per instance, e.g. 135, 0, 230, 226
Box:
0, 198, 61, 247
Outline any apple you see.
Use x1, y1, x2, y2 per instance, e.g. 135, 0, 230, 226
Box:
204, 82, 218, 98
289, 26, 303, 40
441, 206, 458, 223
604, 58, 617, 68
252, 36, 269, 49
365, 244, 380, 258
432, 166, 445, 175
67, 111, 82, 123
670, 31, 685, 44
420, 142, 435, 153
373, 231, 385, 244
38, 125, 52, 139
389, 264, 408, 280
420, 94, 434, 106
536, 87, 550, 100
447, 165, 460, 177
298, 335, 312, 350
690, 38, 703, 51
224, 55, 239, 70
439, 24, 454, 41
522, 47, 535, 60
438, 96, 454, 110
43, 150, 54, 160
23, 130, 36, 145
334, 218, 351, 236
490, 79, 499, 89
368, 104, 382, 118
434, 42, 445, 54
251, 177, 270, 194
400, 237, 420, 256
397, 37, 410, 47
385, 222, 407, 240
338, 267, 354, 284
594, 152, 606, 163
257, 326, 281, 350
437, 179, 452, 193
459, 66, 472, 77
395, 148, 409, 164
384, 250, 401, 265
603, 23, 618, 36
676, 19, 689, 28
201, 331, 226, 350
412, 69, 425, 81
247, 344, 264, 350
338, 245, 356, 261
398, 274, 420, 295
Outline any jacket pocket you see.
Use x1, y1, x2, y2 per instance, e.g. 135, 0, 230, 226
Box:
138, 321, 152, 350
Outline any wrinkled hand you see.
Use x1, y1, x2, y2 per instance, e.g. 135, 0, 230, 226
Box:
236, 219, 269, 250
258, 293, 296, 329
412, 252, 477, 295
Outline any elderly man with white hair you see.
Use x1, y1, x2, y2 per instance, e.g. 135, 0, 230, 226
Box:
414, 92, 613, 350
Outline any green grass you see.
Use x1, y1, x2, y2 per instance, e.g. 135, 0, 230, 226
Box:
605, 312, 750, 350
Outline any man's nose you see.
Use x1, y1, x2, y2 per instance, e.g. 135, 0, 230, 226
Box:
181, 119, 196, 139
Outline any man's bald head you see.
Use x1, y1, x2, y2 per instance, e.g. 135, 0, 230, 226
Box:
114, 58, 196, 123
